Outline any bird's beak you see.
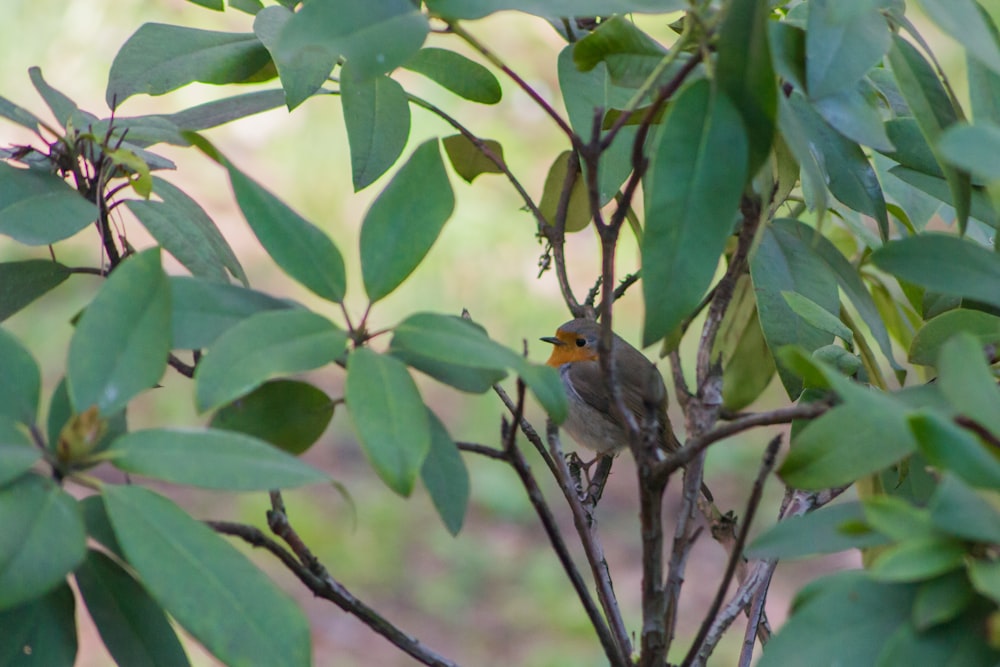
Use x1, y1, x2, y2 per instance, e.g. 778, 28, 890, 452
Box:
540, 336, 564, 346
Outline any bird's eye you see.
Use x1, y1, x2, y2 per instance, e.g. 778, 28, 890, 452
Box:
575, 338, 586, 347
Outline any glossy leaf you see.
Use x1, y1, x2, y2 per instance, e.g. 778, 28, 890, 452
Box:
170, 276, 294, 350
210, 379, 334, 455
0, 583, 76, 667
747, 501, 890, 560
642, 80, 748, 345
341, 73, 410, 191
421, 411, 469, 535
442, 134, 505, 183
403, 47, 501, 104
872, 234, 1000, 311
127, 177, 246, 285
910, 309, 1000, 366
67, 248, 170, 415
0, 328, 40, 425
76, 550, 189, 667
0, 474, 85, 610
0, 260, 71, 322
0, 418, 38, 487
750, 220, 840, 397
106, 24, 274, 107
107, 428, 327, 490
254, 6, 330, 110
537, 150, 590, 233
345, 348, 430, 496
275, 0, 428, 82
0, 162, 97, 245
425, 0, 685, 20
806, 0, 892, 99
102, 485, 311, 667
360, 140, 455, 302
888, 34, 971, 230
195, 309, 346, 412
716, 0, 776, 174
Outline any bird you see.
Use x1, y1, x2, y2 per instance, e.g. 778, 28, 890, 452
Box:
541, 317, 678, 455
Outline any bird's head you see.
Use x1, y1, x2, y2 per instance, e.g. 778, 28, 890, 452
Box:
541, 318, 601, 367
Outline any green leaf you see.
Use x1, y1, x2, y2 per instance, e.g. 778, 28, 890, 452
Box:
0, 94, 46, 132
0, 162, 97, 245
642, 80, 748, 346
403, 47, 500, 104
0, 417, 38, 487
341, 73, 410, 191
888, 34, 971, 231
195, 309, 346, 412
938, 123, 1000, 182
220, 154, 347, 303
170, 276, 294, 350
106, 24, 274, 108
0, 474, 85, 610
67, 248, 170, 415
345, 348, 430, 496
421, 411, 469, 535
150, 90, 287, 142
127, 177, 247, 286
538, 150, 590, 233
210, 379, 334, 456
0, 328, 40, 425
107, 427, 327, 490
102, 485, 311, 667
813, 79, 895, 152
910, 309, 1000, 366
758, 571, 916, 667
870, 537, 966, 582
782, 292, 853, 343
360, 140, 455, 302
714, 276, 776, 411
0, 583, 76, 667
806, 0, 892, 99
863, 495, 937, 542
915, 0, 1000, 76
884, 117, 945, 178
969, 558, 1000, 604
747, 501, 890, 560
76, 550, 189, 667
909, 413, 1000, 490
79, 496, 124, 561
777, 93, 829, 214
572, 14, 664, 75
275, 0, 428, 82
28, 67, 93, 130
441, 134, 505, 183
425, 0, 685, 20
928, 474, 1000, 543
187, 0, 223, 9
872, 234, 1000, 312
0, 260, 71, 322
254, 6, 331, 110
913, 571, 975, 630
887, 166, 997, 229
716, 0, 777, 174
512, 360, 568, 425
785, 92, 889, 239
750, 220, 841, 398
937, 332, 1000, 434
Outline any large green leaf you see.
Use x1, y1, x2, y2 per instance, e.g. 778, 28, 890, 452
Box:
341, 73, 410, 191
0, 328, 40, 426
910, 309, 1000, 366
0, 422, 37, 490
642, 80, 748, 346
102, 485, 311, 667
912, 571, 975, 631
916, 0, 1000, 76
360, 140, 455, 302
75, 550, 189, 667
716, 0, 777, 174
28, 67, 94, 130
421, 411, 469, 536
869, 537, 965, 582
806, 0, 892, 99
345, 348, 430, 496
275, 0, 428, 82
211, 379, 334, 456
106, 24, 274, 107
424, 0, 684, 20
888, 35, 971, 231
0, 260, 71, 322
0, 474, 85, 611
747, 501, 890, 560
254, 6, 331, 110
909, 413, 1000, 490
195, 309, 346, 412
777, 93, 829, 214
872, 234, 1000, 311
67, 248, 171, 415
127, 177, 246, 286
512, 359, 568, 425
169, 276, 294, 350
403, 47, 501, 104
928, 474, 1000, 543
0, 583, 77, 667
572, 14, 664, 77
107, 428, 327, 490
749, 220, 840, 397
936, 332, 1000, 437
0, 162, 97, 245
813, 79, 895, 152
938, 123, 1000, 182
886, 166, 997, 229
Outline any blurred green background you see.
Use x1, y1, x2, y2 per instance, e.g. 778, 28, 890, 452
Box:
0, 1, 969, 665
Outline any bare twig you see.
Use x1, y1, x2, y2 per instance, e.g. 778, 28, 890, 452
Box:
492, 382, 559, 478
456, 441, 508, 461
167, 353, 195, 379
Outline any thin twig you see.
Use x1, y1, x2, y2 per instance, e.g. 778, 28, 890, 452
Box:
167, 353, 195, 379
456, 441, 508, 461
492, 382, 559, 478
737, 565, 775, 667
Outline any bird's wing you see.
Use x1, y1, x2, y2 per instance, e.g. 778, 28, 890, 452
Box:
566, 357, 666, 427
565, 360, 612, 416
